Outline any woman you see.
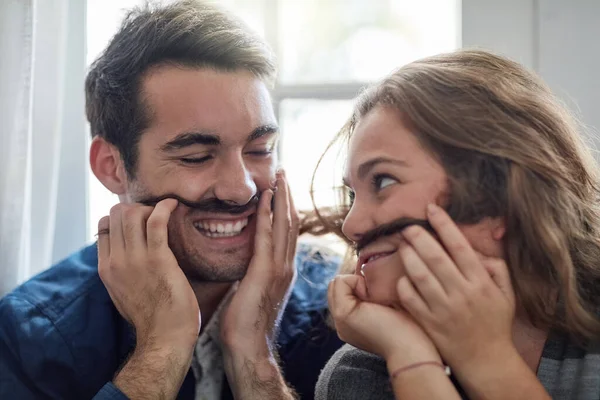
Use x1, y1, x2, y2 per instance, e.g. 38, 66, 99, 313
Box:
311, 49, 600, 399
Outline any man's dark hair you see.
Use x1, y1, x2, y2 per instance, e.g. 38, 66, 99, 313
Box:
85, 0, 276, 177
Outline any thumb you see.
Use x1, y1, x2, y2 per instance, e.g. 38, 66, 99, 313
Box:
329, 275, 363, 321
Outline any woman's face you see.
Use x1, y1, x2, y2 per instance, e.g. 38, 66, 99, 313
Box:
342, 105, 503, 307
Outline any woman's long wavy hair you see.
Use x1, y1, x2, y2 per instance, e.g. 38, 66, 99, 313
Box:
301, 49, 600, 342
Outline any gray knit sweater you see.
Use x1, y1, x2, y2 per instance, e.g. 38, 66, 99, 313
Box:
316, 332, 600, 399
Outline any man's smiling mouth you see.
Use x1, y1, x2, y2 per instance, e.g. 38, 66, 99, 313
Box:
193, 217, 250, 238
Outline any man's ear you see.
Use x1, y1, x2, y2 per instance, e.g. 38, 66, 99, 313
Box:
89, 136, 128, 195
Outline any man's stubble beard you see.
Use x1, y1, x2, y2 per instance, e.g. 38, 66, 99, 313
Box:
167, 220, 252, 283
126, 179, 253, 283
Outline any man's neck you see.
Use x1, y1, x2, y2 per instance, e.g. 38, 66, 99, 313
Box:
190, 281, 234, 333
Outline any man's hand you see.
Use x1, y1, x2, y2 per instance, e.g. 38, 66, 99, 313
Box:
97, 199, 200, 399
220, 171, 299, 399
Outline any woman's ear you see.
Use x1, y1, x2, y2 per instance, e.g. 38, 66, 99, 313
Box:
89, 136, 128, 195
491, 217, 506, 241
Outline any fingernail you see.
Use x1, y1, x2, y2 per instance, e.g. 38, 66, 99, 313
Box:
427, 203, 438, 215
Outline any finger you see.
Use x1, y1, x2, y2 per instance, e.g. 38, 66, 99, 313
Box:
146, 198, 178, 249
398, 241, 447, 310
401, 225, 467, 294
97, 216, 111, 271
482, 257, 515, 306
426, 203, 485, 281
272, 170, 291, 265
355, 273, 369, 300
254, 189, 274, 254
245, 190, 274, 281
327, 279, 336, 315
284, 171, 300, 268
329, 275, 361, 320
397, 276, 431, 323
109, 205, 126, 259
97, 215, 123, 315
121, 205, 154, 250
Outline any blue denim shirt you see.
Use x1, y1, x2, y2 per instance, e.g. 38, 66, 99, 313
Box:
0, 242, 344, 399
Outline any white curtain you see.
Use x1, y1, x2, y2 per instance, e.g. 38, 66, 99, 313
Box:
0, 0, 88, 296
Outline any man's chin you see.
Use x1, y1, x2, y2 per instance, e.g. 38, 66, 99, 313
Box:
176, 253, 252, 283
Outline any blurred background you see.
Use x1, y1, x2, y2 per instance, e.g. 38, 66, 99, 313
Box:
1, 0, 599, 294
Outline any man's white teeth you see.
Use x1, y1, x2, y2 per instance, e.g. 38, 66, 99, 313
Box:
194, 218, 249, 237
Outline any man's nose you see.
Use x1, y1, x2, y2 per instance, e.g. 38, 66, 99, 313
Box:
213, 155, 257, 206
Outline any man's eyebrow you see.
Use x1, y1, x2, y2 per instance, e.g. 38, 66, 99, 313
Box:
161, 131, 220, 152
357, 157, 408, 180
247, 124, 279, 142
160, 124, 279, 152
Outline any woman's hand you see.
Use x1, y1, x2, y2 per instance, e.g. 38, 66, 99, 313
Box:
328, 274, 441, 368
396, 203, 516, 374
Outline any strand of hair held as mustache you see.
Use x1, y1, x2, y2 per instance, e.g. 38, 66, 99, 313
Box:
354, 217, 438, 255
95, 191, 277, 237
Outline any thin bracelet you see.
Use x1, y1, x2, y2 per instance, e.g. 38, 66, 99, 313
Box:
390, 361, 451, 381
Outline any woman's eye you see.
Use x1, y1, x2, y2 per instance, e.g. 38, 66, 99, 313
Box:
247, 150, 273, 156
373, 175, 397, 191
348, 189, 355, 205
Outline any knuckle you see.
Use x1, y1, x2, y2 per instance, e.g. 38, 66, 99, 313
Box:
263, 239, 275, 254
98, 263, 109, 281
411, 273, 430, 285
398, 290, 417, 305
450, 240, 470, 253
98, 216, 110, 230
108, 256, 121, 271
109, 204, 123, 215
121, 206, 138, 220
435, 216, 451, 228
260, 202, 272, 216
487, 259, 506, 271
283, 214, 292, 228
426, 254, 447, 266
99, 257, 119, 281
447, 294, 465, 312
146, 215, 165, 231
475, 281, 494, 298
290, 210, 300, 226
330, 306, 344, 321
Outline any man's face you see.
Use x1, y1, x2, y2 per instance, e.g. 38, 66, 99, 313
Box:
342, 105, 501, 306
126, 66, 278, 282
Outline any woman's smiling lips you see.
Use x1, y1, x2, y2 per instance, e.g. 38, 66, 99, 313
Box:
356, 249, 396, 274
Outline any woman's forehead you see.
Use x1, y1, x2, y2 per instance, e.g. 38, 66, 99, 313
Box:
347, 109, 419, 165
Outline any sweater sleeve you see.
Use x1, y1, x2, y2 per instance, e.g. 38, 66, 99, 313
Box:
315, 344, 395, 400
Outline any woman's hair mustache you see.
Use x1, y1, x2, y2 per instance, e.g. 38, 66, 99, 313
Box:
354, 217, 436, 254
138, 193, 261, 214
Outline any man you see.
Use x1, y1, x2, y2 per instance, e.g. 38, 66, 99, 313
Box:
0, 1, 343, 399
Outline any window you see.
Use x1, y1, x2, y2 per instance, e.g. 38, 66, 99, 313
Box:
86, 0, 460, 240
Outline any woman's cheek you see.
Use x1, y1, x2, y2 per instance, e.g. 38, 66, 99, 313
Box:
362, 252, 405, 307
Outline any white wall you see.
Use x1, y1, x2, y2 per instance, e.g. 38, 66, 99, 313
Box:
462, 0, 600, 147
48, 0, 89, 265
